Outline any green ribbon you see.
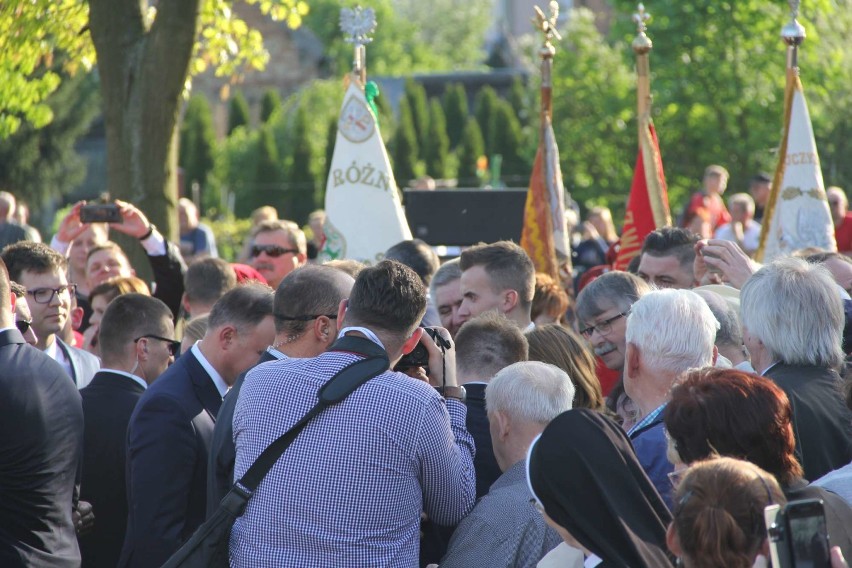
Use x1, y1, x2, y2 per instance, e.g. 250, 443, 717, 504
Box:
365, 81, 380, 127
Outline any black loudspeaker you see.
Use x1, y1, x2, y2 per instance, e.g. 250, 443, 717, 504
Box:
404, 189, 528, 246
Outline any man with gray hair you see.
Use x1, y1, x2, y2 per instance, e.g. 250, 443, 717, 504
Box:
624, 288, 719, 505
693, 287, 754, 372
431, 259, 464, 337
714, 192, 761, 256
121, 283, 275, 566
439, 361, 573, 568
741, 257, 852, 481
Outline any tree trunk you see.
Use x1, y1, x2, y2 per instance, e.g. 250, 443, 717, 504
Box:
87, 0, 200, 274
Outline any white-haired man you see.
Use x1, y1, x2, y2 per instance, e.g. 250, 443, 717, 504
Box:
439, 361, 574, 568
741, 257, 852, 481
624, 289, 719, 506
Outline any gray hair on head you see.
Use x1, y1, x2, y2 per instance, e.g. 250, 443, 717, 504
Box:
485, 361, 575, 424
576, 271, 651, 324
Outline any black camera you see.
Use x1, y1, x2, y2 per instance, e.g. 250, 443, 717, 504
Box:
394, 326, 450, 372
765, 499, 831, 568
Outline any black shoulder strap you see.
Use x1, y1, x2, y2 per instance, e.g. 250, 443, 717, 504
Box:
236, 343, 389, 493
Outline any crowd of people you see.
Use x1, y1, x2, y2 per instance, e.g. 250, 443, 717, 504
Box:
1, 168, 852, 568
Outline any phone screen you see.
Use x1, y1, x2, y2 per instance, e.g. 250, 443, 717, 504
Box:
787, 503, 830, 568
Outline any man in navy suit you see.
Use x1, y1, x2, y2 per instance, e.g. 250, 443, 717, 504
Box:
120, 284, 275, 567
1, 241, 100, 388
207, 264, 355, 513
79, 294, 177, 568
0, 258, 84, 567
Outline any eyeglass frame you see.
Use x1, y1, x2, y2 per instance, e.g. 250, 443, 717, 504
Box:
250, 244, 300, 258
579, 310, 630, 339
134, 335, 182, 357
26, 284, 78, 305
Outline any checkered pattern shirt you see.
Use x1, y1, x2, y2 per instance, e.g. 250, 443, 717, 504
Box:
229, 350, 477, 567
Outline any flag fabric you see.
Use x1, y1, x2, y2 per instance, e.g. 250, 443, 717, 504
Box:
520, 115, 569, 280
613, 113, 671, 271
320, 77, 412, 263
756, 72, 835, 262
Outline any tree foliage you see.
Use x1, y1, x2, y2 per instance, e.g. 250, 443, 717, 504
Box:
491, 100, 528, 186
442, 83, 469, 149
425, 99, 450, 179
456, 117, 485, 187
404, 79, 430, 157
260, 88, 282, 123
286, 104, 319, 223
179, 94, 217, 209
228, 92, 251, 135
252, 126, 283, 215
474, 86, 499, 158
392, 97, 420, 186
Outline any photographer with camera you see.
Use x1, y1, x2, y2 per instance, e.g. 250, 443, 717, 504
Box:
230, 260, 475, 567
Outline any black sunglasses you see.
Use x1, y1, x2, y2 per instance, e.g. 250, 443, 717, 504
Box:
251, 244, 299, 258
134, 335, 182, 357
15, 318, 32, 335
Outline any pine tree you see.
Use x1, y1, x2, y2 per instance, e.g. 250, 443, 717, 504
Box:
424, 99, 450, 179
260, 89, 282, 124
491, 100, 527, 186
456, 117, 485, 187
442, 83, 469, 149
179, 94, 217, 209
404, 78, 430, 157
228, 92, 251, 135
507, 76, 528, 124
392, 97, 419, 186
473, 86, 499, 157
288, 105, 319, 224
250, 126, 282, 215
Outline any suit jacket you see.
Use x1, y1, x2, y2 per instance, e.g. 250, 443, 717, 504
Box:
764, 363, 852, 481
57, 338, 100, 389
464, 383, 502, 499
149, 241, 187, 321
79, 371, 146, 568
207, 350, 278, 517
119, 349, 222, 568
0, 328, 84, 567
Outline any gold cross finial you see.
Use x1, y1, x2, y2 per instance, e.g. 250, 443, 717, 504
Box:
632, 3, 650, 35
533, 1, 562, 49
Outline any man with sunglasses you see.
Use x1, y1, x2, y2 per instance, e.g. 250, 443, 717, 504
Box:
79, 294, 177, 568
249, 220, 307, 290
10, 281, 37, 346
2, 241, 100, 388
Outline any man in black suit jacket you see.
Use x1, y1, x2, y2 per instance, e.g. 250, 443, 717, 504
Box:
120, 284, 275, 567
79, 294, 177, 568
207, 265, 355, 514
0, 258, 84, 567
2, 242, 101, 388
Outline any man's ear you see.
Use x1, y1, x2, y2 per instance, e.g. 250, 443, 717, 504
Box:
502, 289, 519, 312
218, 324, 237, 349
181, 293, 191, 314
401, 327, 424, 355
711, 344, 719, 366
336, 299, 348, 331
626, 342, 641, 377
666, 523, 682, 558
493, 410, 511, 441
296, 252, 308, 266
313, 315, 333, 342
9, 292, 16, 312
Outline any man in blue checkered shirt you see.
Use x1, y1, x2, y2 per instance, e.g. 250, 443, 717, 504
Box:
230, 260, 476, 567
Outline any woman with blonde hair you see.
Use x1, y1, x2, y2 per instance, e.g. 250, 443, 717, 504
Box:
527, 324, 605, 412
587, 206, 618, 245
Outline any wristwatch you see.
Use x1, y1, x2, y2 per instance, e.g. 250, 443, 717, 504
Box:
437, 385, 466, 403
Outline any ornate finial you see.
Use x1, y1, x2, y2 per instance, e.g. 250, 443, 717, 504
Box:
340, 6, 377, 48
781, 0, 806, 46
533, 1, 562, 56
632, 3, 653, 54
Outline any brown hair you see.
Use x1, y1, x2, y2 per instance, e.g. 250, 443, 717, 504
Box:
454, 311, 528, 379
527, 324, 605, 412
459, 241, 535, 306
673, 457, 786, 568
1, 241, 68, 281
531, 273, 570, 324
664, 367, 803, 486
346, 260, 426, 340
89, 276, 151, 305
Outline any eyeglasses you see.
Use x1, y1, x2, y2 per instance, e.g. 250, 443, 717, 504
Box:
250, 244, 299, 258
274, 313, 338, 321
134, 335, 182, 357
579, 311, 629, 338
15, 318, 32, 335
668, 468, 687, 489
27, 284, 77, 305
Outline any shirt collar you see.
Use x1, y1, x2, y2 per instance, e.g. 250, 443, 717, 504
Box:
524, 322, 536, 333
0, 326, 17, 334
100, 367, 148, 390
44, 338, 62, 360
760, 361, 781, 377
191, 342, 229, 398
266, 346, 288, 360
584, 554, 603, 567
628, 402, 667, 437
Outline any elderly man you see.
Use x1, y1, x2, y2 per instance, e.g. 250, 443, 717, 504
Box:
693, 287, 754, 372
636, 227, 701, 289
714, 193, 761, 256
249, 220, 307, 290
624, 289, 718, 505
439, 362, 573, 568
458, 241, 536, 330
740, 257, 852, 481
430, 259, 464, 337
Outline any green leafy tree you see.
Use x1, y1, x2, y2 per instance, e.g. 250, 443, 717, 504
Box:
286, 104, 319, 223
424, 99, 450, 179
474, 86, 499, 157
392, 97, 419, 186
507, 76, 529, 124
442, 83, 469, 149
0, 70, 100, 220
228, 92, 251, 135
179, 94, 217, 210
491, 100, 527, 186
456, 117, 485, 187
260, 89, 282, 124
404, 79, 430, 156
252, 127, 284, 216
